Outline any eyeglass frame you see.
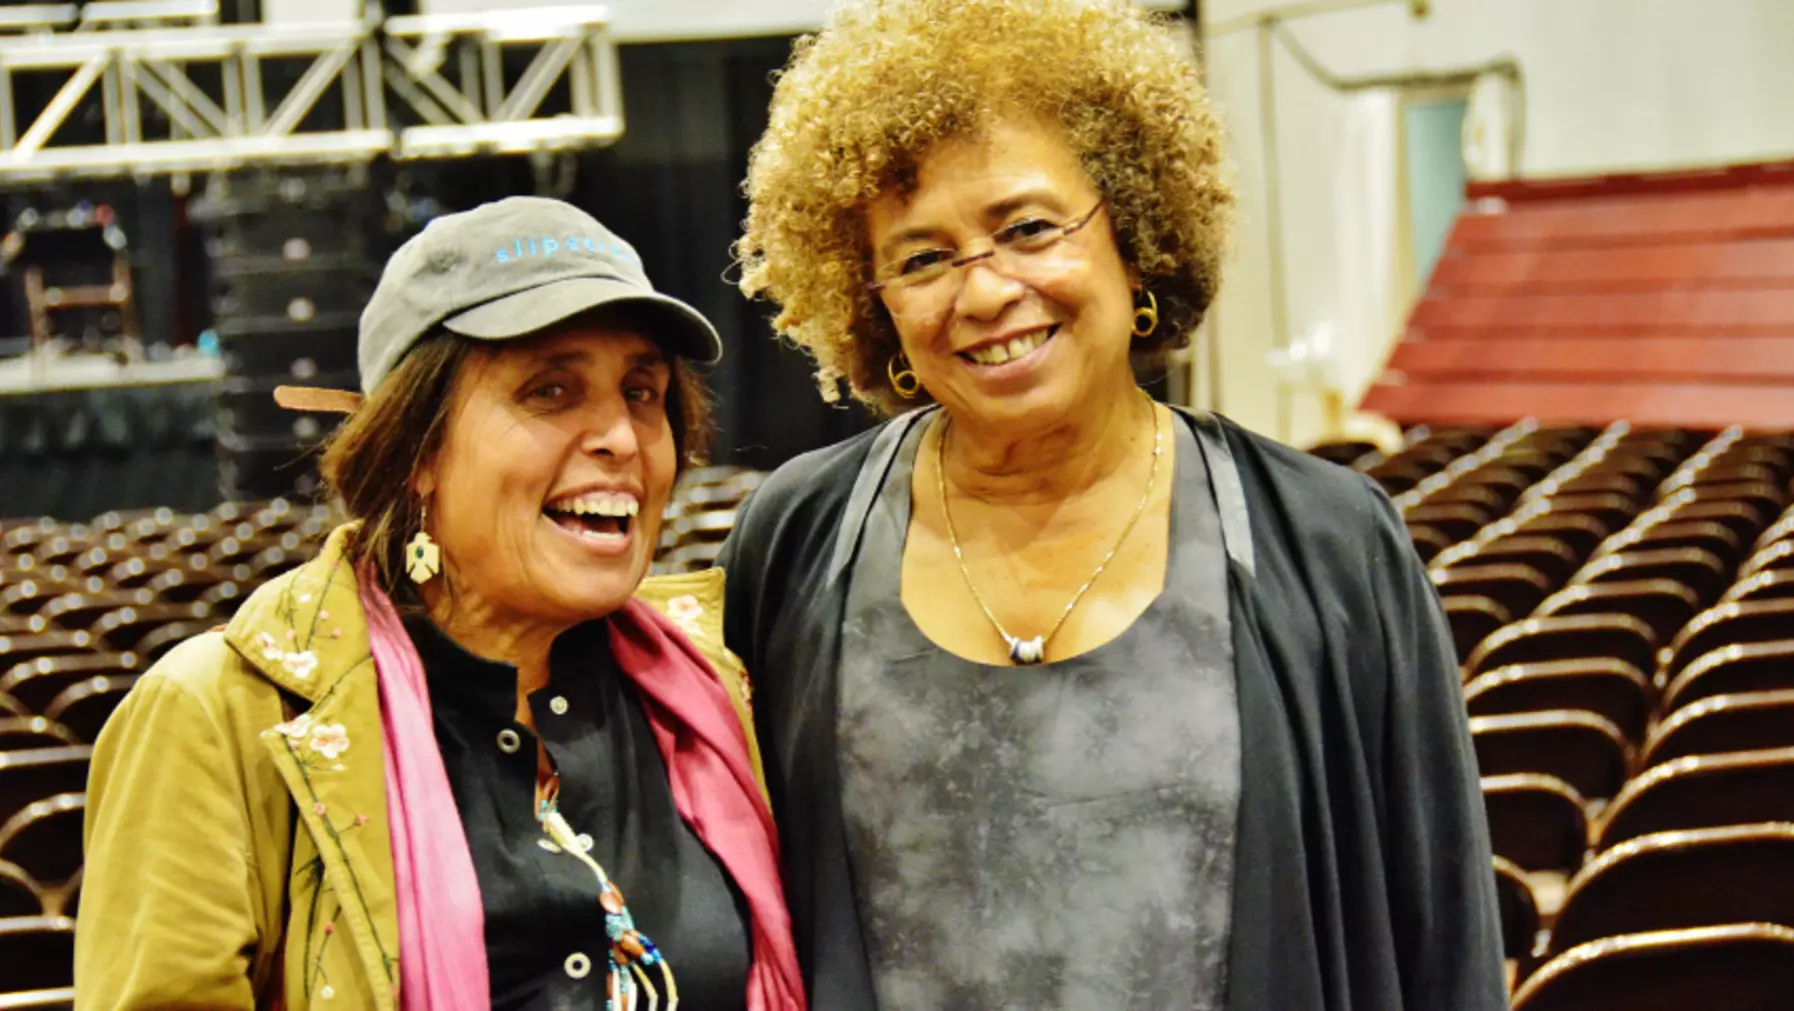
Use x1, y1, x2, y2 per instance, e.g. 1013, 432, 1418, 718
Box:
865, 199, 1109, 296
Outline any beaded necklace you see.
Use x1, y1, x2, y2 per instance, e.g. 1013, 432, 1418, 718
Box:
537, 771, 679, 1010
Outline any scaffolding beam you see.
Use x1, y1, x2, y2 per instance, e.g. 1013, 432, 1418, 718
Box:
0, 6, 623, 180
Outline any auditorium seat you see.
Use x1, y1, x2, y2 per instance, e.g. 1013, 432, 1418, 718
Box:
1749, 513, 1794, 555
1661, 599, 1794, 681
1736, 540, 1794, 582
1464, 659, 1652, 743
1407, 525, 1451, 562
1492, 854, 1539, 965
1471, 711, 1631, 801
1640, 689, 1794, 768
1657, 500, 1767, 547
37, 589, 155, 631
1447, 535, 1585, 587
1404, 503, 1491, 543
0, 720, 79, 751
1720, 570, 1794, 604
1442, 596, 1511, 663
1534, 579, 1700, 647
1597, 746, 1794, 850
91, 604, 211, 652
0, 632, 94, 669
1482, 773, 1590, 873
1532, 492, 1639, 536
1512, 923, 1794, 1011
1598, 520, 1742, 569
0, 794, 83, 888
1661, 640, 1794, 714
0, 654, 139, 715
1, 582, 91, 618
1546, 823, 1794, 959
0, 915, 76, 994
1552, 470, 1647, 502
1570, 547, 1729, 605
0, 748, 88, 840
1506, 512, 1612, 559
0, 861, 41, 918
1464, 614, 1656, 680
43, 676, 139, 743
145, 567, 223, 603
135, 620, 218, 662
0, 617, 46, 637
1432, 564, 1552, 622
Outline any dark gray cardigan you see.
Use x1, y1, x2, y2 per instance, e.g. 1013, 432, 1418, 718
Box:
715, 408, 1508, 1011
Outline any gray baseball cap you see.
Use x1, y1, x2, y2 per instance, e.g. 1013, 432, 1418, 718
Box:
356, 195, 722, 394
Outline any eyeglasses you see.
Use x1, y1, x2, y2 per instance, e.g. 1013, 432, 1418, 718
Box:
868, 200, 1107, 300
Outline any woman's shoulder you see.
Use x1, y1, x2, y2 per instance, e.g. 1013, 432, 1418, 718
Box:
746, 422, 890, 517
1197, 412, 1408, 575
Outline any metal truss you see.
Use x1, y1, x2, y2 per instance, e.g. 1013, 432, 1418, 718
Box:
0, 5, 622, 180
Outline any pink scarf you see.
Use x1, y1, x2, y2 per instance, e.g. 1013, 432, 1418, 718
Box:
359, 575, 805, 1011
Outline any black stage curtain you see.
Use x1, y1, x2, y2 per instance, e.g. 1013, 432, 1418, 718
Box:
0, 382, 219, 521
577, 37, 876, 471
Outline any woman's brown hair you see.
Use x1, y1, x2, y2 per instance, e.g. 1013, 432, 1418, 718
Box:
319, 326, 714, 593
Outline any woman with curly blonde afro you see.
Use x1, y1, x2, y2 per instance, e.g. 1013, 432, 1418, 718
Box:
718, 1, 1508, 1009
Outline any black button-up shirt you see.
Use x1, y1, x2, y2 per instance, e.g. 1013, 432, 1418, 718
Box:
404, 613, 752, 1011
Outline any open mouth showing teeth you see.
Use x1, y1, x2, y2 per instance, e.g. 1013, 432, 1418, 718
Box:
543, 492, 639, 541
961, 326, 1057, 366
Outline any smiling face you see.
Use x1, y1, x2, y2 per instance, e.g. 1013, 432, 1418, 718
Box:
866, 117, 1139, 435
416, 322, 678, 630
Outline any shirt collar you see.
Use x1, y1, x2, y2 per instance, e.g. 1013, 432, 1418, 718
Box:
399, 609, 617, 724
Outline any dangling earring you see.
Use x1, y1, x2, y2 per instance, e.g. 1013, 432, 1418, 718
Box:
1132, 289, 1160, 338
887, 352, 921, 399
405, 503, 442, 584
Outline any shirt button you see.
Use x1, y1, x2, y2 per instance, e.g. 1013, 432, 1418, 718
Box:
575, 833, 593, 853
549, 695, 569, 715
496, 728, 522, 754
565, 952, 592, 979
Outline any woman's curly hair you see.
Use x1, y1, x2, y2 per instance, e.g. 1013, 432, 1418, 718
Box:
736, 0, 1234, 415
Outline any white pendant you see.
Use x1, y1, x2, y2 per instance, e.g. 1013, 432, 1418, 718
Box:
1006, 634, 1046, 665
404, 531, 441, 584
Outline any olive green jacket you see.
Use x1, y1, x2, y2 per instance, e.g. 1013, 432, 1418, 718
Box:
74, 525, 760, 1010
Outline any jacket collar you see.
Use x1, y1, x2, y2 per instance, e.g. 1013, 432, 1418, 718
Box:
224, 523, 373, 705
227, 524, 402, 1008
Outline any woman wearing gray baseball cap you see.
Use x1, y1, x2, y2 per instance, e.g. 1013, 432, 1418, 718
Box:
77, 197, 805, 1011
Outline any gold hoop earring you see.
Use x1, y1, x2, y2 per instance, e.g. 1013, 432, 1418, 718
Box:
405, 503, 442, 584
887, 353, 921, 400
1132, 290, 1160, 338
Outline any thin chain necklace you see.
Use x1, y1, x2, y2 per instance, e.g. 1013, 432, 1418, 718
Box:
936, 395, 1164, 665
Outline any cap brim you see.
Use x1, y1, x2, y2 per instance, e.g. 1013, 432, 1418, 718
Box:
442, 275, 723, 365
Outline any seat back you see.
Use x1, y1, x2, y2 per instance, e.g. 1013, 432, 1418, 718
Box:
1482, 773, 1589, 872
1472, 710, 1631, 800
43, 675, 139, 743
1493, 855, 1539, 960
1642, 689, 1794, 768
1663, 600, 1794, 680
1598, 746, 1794, 850
1662, 640, 1794, 713
1465, 614, 1656, 682
0, 748, 91, 829
1549, 823, 1794, 957
1535, 578, 1700, 647
0, 915, 76, 993
1464, 659, 1652, 742
0, 793, 84, 887
1513, 923, 1794, 1011
1442, 595, 1511, 664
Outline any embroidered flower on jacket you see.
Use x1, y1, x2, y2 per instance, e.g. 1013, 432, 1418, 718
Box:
282, 650, 319, 680
257, 632, 284, 660
310, 723, 351, 760
666, 595, 705, 639
271, 712, 314, 740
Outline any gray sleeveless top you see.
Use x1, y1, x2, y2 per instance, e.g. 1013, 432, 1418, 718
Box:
837, 415, 1242, 1010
